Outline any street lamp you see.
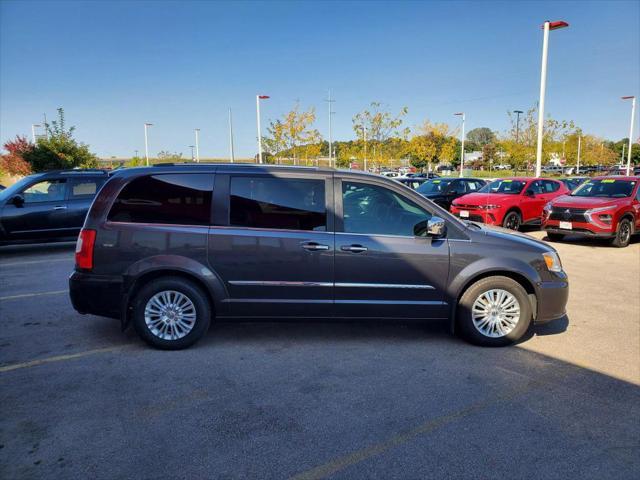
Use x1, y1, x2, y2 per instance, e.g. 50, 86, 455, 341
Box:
454, 112, 465, 177
31, 124, 41, 143
535, 20, 569, 177
622, 96, 636, 176
189, 145, 195, 161
256, 95, 270, 164
144, 123, 153, 166
194, 128, 200, 162
513, 110, 523, 143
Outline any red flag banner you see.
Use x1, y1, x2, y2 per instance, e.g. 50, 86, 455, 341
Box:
258, 95, 270, 99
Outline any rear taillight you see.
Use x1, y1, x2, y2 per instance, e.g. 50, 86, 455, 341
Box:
75, 229, 96, 270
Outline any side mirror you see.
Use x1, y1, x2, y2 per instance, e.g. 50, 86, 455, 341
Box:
11, 194, 25, 207
415, 216, 446, 237
525, 189, 535, 197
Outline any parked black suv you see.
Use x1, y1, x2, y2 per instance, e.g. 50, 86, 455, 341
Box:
69, 164, 568, 349
0, 169, 109, 245
415, 177, 487, 210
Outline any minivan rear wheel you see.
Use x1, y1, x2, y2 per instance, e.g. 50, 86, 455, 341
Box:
457, 276, 532, 347
132, 277, 211, 350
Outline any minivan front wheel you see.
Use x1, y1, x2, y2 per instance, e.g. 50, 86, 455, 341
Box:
457, 276, 532, 347
132, 277, 211, 350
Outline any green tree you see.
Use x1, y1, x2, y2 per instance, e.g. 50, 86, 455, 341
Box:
264, 104, 322, 164
156, 151, 183, 163
467, 127, 496, 147
23, 108, 98, 171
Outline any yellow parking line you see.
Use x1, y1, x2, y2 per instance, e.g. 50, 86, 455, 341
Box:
0, 346, 127, 373
288, 382, 540, 480
0, 290, 67, 301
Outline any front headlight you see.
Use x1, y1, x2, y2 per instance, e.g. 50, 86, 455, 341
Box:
542, 251, 562, 272
585, 206, 615, 223
543, 202, 553, 213
478, 204, 501, 210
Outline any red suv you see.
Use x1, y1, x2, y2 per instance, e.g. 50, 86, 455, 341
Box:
450, 178, 569, 230
543, 176, 640, 247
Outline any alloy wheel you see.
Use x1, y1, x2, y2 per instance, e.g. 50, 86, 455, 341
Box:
144, 290, 197, 340
471, 289, 521, 338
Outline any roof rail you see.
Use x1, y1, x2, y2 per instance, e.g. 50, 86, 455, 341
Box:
60, 168, 109, 174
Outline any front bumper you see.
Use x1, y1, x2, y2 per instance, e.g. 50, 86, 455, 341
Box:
69, 271, 123, 319
450, 207, 501, 225
534, 277, 569, 324
543, 220, 615, 239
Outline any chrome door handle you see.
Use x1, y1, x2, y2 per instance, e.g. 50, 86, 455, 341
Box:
53, 206, 67, 210
301, 242, 330, 251
340, 245, 368, 253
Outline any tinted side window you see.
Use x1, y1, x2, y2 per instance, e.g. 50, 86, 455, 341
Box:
529, 181, 544, 194
342, 181, 431, 236
69, 178, 105, 199
22, 179, 67, 203
466, 180, 483, 191
542, 180, 560, 193
230, 176, 326, 231
108, 174, 213, 225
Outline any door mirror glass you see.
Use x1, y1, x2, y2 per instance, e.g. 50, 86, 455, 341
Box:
414, 216, 446, 237
11, 194, 24, 206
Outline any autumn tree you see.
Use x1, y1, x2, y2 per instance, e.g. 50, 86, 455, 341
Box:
1, 136, 33, 177
352, 102, 409, 168
265, 104, 322, 165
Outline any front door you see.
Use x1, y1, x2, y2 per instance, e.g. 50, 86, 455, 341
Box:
1, 178, 69, 241
208, 172, 334, 318
333, 177, 450, 319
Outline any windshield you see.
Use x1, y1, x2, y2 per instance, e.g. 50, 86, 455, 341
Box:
0, 174, 40, 202
478, 179, 526, 195
570, 179, 636, 198
416, 178, 453, 194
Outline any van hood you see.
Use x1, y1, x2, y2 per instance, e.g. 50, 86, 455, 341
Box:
470, 222, 553, 253
551, 195, 625, 209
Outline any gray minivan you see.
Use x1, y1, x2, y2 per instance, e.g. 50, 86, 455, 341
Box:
69, 164, 568, 349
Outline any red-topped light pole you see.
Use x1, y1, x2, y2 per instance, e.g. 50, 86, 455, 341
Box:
535, 20, 569, 177
621, 96, 636, 176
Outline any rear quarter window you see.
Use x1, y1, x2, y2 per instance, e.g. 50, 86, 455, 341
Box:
108, 174, 213, 225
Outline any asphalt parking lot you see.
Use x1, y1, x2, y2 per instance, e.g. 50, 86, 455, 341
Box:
1, 233, 639, 479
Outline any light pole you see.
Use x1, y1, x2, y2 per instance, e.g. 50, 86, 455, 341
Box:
256, 95, 270, 164
363, 126, 368, 172
189, 145, 195, 161
576, 135, 582, 174
513, 110, 523, 143
325, 89, 336, 167
228, 108, 235, 163
622, 96, 636, 175
535, 20, 569, 177
454, 112, 465, 177
31, 124, 41, 143
144, 123, 153, 166
194, 128, 200, 162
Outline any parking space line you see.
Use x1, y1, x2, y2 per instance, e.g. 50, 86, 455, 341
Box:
0, 290, 68, 301
288, 381, 542, 480
0, 346, 129, 373
0, 258, 71, 267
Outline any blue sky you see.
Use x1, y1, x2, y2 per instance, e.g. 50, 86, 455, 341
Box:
1, 0, 638, 158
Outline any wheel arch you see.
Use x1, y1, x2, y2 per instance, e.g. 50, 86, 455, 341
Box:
120, 257, 228, 330
449, 268, 537, 333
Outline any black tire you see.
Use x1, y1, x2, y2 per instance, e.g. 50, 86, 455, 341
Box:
502, 211, 522, 231
546, 232, 565, 242
132, 277, 211, 350
457, 276, 532, 347
610, 218, 633, 248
